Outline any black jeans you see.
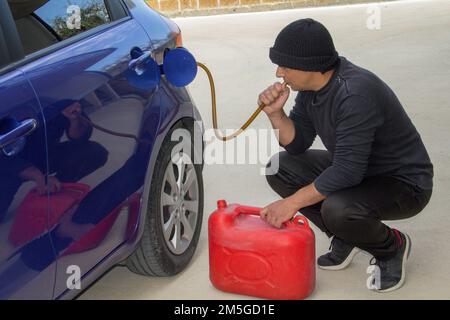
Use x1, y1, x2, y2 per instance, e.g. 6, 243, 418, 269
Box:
266, 150, 432, 260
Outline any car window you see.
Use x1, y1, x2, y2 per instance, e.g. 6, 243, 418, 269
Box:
0, 25, 11, 69
5, 0, 119, 57
35, 0, 111, 40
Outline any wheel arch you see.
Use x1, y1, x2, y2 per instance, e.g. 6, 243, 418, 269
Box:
58, 104, 204, 299
126, 109, 204, 253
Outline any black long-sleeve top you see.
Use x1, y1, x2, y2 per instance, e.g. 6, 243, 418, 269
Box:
284, 57, 433, 196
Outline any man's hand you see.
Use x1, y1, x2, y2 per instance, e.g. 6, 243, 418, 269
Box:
258, 82, 290, 117
19, 166, 61, 195
62, 102, 82, 120
261, 184, 326, 228
260, 198, 300, 228
36, 176, 61, 195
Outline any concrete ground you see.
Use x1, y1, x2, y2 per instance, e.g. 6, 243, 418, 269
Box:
79, 0, 450, 299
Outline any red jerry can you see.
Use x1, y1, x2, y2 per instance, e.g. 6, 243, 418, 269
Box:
63, 191, 142, 255
9, 183, 90, 247
209, 200, 315, 300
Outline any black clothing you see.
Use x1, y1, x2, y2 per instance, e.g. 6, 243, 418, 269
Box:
266, 150, 432, 260
269, 18, 338, 72
284, 57, 433, 196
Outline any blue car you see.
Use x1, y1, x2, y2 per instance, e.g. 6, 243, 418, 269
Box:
0, 0, 204, 299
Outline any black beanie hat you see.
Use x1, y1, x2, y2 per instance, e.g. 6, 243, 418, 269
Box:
269, 18, 338, 73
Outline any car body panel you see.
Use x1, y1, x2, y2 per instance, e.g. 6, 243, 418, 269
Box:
0, 70, 56, 300
1, 0, 203, 300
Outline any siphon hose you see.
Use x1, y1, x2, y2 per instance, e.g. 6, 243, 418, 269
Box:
76, 62, 284, 143
197, 62, 286, 141
77, 114, 152, 145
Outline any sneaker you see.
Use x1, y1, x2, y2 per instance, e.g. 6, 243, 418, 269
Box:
318, 237, 361, 270
368, 229, 412, 293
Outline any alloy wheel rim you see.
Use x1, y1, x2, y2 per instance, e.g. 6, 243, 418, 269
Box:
160, 151, 199, 255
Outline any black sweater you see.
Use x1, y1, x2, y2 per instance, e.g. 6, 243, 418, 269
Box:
284, 57, 433, 196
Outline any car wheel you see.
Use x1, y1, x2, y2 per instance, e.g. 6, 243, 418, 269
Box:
126, 122, 203, 276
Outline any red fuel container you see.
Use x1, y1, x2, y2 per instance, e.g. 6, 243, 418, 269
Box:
209, 200, 315, 300
9, 183, 90, 247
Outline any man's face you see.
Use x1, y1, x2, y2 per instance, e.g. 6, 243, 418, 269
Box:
276, 66, 315, 91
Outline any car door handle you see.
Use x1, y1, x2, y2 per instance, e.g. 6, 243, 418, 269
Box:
0, 118, 37, 148
129, 51, 152, 70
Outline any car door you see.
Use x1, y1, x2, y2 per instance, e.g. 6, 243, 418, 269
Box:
0, 2, 55, 299
13, 0, 157, 297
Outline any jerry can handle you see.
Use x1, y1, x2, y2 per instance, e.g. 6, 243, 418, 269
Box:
32, 182, 90, 199
217, 200, 262, 216
235, 205, 261, 216
235, 205, 311, 230
60, 182, 90, 193
61, 183, 91, 200
31, 182, 90, 192
217, 200, 311, 229
216, 200, 262, 220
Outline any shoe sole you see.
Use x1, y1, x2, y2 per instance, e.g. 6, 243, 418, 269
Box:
318, 247, 361, 271
374, 233, 412, 293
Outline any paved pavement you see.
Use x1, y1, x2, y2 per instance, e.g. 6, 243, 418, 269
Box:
79, 0, 450, 299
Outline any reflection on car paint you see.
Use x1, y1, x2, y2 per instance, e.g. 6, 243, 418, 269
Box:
1, 0, 202, 300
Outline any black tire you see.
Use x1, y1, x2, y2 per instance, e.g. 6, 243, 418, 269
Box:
126, 121, 204, 276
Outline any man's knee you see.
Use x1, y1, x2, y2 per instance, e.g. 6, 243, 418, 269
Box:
265, 151, 292, 191
265, 172, 287, 198
265, 151, 314, 198
266, 151, 320, 189
59, 141, 108, 181
265, 152, 282, 177
321, 193, 368, 236
85, 141, 108, 168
